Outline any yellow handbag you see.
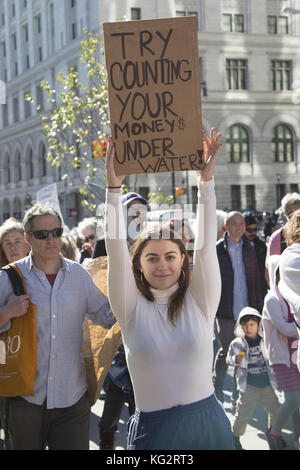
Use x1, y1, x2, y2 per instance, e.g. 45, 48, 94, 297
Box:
0, 264, 37, 396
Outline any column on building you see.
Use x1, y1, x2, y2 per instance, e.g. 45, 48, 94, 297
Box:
27, 0, 35, 68
41, 1, 48, 61
15, 0, 22, 76
3, 0, 12, 80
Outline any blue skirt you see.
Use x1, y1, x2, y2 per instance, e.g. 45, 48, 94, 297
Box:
127, 394, 235, 450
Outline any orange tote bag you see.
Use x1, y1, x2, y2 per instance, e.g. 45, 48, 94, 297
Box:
0, 264, 37, 396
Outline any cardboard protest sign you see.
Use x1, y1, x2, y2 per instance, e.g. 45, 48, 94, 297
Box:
103, 16, 204, 176
82, 319, 121, 406
82, 257, 122, 405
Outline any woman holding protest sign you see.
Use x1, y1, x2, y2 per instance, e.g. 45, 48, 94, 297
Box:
104, 128, 235, 450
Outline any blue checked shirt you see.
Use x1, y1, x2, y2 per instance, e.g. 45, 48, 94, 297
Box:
0, 254, 114, 409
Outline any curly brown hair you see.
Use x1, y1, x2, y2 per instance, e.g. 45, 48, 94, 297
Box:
285, 209, 300, 246
131, 224, 191, 327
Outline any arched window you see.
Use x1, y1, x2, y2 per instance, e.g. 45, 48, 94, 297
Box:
26, 146, 34, 179
3, 199, 10, 221
13, 197, 21, 220
272, 124, 294, 162
226, 124, 250, 163
39, 142, 47, 177
58, 164, 63, 181
15, 150, 22, 182
24, 193, 32, 211
3, 153, 11, 184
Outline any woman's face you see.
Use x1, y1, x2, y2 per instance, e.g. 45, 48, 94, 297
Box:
139, 239, 185, 290
2, 231, 30, 263
81, 227, 96, 248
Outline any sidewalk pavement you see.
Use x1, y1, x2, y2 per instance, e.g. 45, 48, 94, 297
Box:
0, 367, 295, 451
89, 366, 295, 451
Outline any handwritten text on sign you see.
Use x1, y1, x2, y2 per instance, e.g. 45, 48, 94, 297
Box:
103, 17, 204, 175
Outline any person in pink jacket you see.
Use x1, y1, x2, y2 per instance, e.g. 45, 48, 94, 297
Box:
263, 254, 300, 450
265, 193, 300, 285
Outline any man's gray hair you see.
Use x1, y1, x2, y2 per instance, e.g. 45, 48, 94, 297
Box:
224, 211, 244, 225
281, 192, 300, 215
77, 217, 103, 239
23, 203, 62, 233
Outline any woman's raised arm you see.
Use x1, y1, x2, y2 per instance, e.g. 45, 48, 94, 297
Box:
105, 139, 138, 328
190, 128, 222, 318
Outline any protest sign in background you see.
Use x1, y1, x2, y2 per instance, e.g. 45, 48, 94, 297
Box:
103, 16, 204, 176
36, 183, 64, 225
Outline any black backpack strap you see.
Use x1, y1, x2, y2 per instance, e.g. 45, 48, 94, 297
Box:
1, 265, 25, 296
291, 312, 300, 330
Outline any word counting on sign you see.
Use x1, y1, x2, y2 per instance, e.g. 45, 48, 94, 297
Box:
103, 16, 204, 176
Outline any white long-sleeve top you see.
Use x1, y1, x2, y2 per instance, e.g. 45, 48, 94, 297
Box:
262, 255, 298, 367
105, 178, 221, 412
279, 243, 300, 372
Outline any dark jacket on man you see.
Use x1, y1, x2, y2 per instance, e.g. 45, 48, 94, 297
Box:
216, 233, 264, 320
243, 235, 268, 299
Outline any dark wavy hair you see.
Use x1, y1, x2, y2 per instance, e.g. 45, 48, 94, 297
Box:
131, 224, 191, 326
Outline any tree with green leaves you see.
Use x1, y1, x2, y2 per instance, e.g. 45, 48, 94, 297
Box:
26, 29, 109, 212
26, 29, 174, 212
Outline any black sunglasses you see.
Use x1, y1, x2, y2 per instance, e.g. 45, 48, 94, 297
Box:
246, 227, 257, 233
84, 234, 96, 243
28, 227, 63, 240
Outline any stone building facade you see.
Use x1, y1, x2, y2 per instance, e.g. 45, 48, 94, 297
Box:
0, 0, 300, 225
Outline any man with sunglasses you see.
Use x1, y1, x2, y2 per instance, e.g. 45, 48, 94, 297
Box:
0, 203, 114, 450
77, 217, 99, 264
